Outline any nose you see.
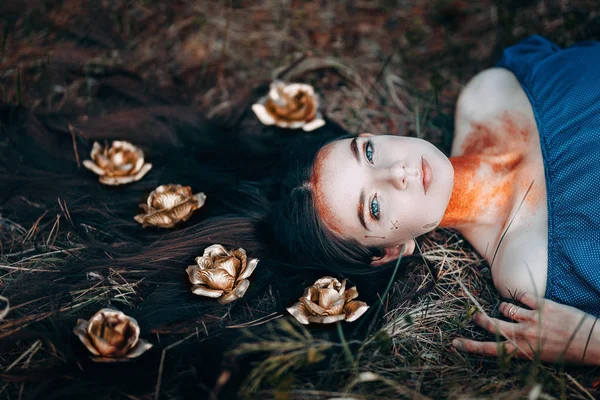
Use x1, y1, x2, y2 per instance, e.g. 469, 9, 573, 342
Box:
383, 160, 419, 190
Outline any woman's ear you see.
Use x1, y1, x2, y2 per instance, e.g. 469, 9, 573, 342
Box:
370, 240, 416, 267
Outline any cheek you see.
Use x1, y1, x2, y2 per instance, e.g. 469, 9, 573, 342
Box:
388, 202, 437, 239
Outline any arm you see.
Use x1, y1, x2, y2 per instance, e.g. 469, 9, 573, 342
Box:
453, 292, 600, 365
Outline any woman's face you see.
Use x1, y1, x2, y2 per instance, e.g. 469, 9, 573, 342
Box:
312, 134, 454, 250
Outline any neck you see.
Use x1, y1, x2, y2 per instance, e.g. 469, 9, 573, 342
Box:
440, 153, 521, 229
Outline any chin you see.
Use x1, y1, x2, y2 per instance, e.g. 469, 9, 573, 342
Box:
429, 146, 454, 202
430, 145, 454, 186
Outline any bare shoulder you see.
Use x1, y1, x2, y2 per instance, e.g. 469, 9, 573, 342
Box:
491, 227, 548, 299
452, 68, 535, 156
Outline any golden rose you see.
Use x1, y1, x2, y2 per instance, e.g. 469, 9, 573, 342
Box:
251, 81, 326, 132
134, 184, 206, 228
287, 277, 369, 324
83, 141, 152, 185
186, 244, 259, 304
73, 308, 152, 362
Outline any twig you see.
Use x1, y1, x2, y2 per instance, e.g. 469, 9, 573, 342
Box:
154, 331, 198, 400
5, 340, 41, 372
68, 124, 82, 169
3, 245, 86, 258
45, 214, 61, 248
281, 57, 364, 90
0, 296, 9, 321
565, 373, 596, 400
336, 322, 354, 366
557, 313, 589, 363
273, 53, 308, 81
16, 68, 22, 106
23, 210, 48, 243
0, 264, 58, 272
57, 198, 74, 227
491, 180, 534, 268
227, 313, 282, 329
358, 245, 405, 335
217, 0, 231, 92
581, 317, 598, 364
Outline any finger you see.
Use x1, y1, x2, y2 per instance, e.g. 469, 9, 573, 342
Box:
516, 292, 543, 310
454, 339, 530, 360
453, 339, 516, 357
472, 312, 519, 338
498, 302, 535, 322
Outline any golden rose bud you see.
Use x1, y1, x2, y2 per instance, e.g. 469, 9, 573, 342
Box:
186, 244, 259, 304
73, 308, 153, 362
134, 184, 206, 228
83, 141, 152, 186
251, 81, 326, 132
287, 277, 369, 324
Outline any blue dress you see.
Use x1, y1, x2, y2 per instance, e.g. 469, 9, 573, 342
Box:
497, 36, 600, 317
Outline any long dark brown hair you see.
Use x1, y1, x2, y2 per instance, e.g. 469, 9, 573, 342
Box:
0, 95, 417, 398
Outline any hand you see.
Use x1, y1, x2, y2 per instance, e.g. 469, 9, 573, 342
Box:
452, 292, 600, 365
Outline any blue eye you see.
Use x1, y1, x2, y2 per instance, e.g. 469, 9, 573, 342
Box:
370, 194, 380, 220
365, 140, 374, 164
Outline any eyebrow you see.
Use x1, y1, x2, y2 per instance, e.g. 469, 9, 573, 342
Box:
351, 138, 369, 231
358, 189, 370, 231
350, 137, 360, 163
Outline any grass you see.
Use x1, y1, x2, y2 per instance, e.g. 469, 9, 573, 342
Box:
231, 235, 598, 399
1, 0, 600, 399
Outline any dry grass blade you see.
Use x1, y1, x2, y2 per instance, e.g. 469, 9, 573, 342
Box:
154, 331, 199, 400
0, 296, 9, 321
227, 312, 283, 329
278, 57, 364, 92
346, 371, 432, 400
67, 124, 82, 169
230, 319, 334, 394
5, 340, 42, 372
22, 211, 48, 243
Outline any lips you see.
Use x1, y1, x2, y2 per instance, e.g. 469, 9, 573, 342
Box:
422, 156, 433, 195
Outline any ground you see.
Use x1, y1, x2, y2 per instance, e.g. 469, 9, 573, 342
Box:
1, 1, 600, 399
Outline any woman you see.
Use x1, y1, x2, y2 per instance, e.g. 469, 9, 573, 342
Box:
271, 36, 600, 365
0, 36, 597, 398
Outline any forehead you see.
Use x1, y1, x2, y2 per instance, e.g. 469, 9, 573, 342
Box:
312, 138, 362, 235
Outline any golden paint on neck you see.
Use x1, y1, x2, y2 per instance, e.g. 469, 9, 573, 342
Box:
441, 112, 538, 229
440, 153, 523, 229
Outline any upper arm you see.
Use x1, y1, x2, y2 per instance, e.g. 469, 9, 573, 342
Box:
491, 230, 548, 300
